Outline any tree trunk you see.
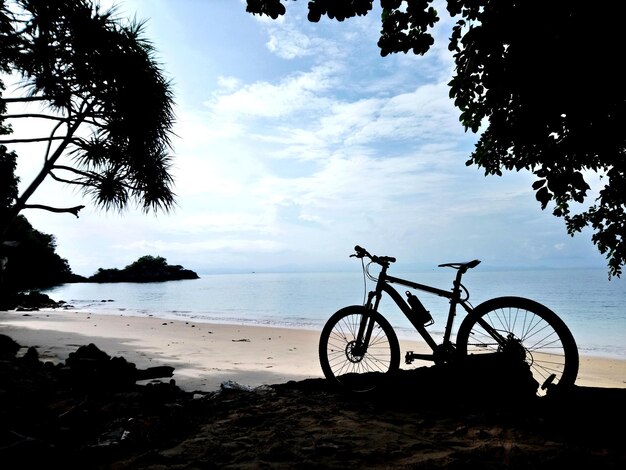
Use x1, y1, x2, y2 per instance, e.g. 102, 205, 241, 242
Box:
0, 112, 86, 242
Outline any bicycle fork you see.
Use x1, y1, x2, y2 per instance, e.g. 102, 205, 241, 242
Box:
352, 291, 380, 358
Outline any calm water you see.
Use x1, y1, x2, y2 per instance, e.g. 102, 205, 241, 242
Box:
42, 268, 626, 359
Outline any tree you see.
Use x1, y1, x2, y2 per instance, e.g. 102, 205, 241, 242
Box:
125, 254, 168, 272
0, 0, 176, 243
1, 214, 78, 291
0, 82, 19, 227
247, 0, 626, 277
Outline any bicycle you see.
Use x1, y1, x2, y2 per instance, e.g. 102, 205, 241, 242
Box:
318, 245, 579, 395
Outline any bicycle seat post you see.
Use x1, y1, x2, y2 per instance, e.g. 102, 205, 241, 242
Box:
451, 267, 467, 301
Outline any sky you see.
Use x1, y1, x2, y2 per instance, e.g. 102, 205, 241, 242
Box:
8, 0, 611, 276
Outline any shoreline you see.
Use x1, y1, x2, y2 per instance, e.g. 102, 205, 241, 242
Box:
1, 308, 624, 392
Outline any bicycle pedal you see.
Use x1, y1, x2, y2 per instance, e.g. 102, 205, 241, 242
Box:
541, 374, 557, 390
405, 351, 415, 365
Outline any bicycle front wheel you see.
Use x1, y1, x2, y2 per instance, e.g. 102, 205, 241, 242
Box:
319, 306, 400, 393
456, 297, 579, 396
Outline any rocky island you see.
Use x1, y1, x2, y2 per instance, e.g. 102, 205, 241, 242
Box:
87, 255, 199, 283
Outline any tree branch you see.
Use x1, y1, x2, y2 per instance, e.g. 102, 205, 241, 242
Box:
2, 113, 70, 122
0, 136, 69, 144
1, 96, 53, 104
49, 171, 91, 187
55, 165, 140, 191
52, 164, 97, 180
23, 204, 86, 218
45, 120, 67, 162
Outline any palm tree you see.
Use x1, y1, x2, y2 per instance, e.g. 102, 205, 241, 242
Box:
0, 0, 176, 242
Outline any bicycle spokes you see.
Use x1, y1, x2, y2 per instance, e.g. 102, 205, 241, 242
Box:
462, 303, 574, 395
319, 308, 400, 393
327, 318, 392, 374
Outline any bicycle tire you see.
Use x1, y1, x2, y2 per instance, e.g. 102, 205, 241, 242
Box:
456, 296, 579, 396
319, 306, 400, 393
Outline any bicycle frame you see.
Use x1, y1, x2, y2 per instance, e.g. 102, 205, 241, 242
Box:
359, 261, 474, 363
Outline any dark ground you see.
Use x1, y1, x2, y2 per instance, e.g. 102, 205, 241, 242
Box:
1, 333, 625, 469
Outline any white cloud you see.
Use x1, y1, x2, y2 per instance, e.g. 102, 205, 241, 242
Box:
206, 64, 338, 119
266, 23, 315, 59
216, 76, 242, 91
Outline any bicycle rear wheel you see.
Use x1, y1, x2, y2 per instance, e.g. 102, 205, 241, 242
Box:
456, 296, 579, 396
319, 306, 400, 393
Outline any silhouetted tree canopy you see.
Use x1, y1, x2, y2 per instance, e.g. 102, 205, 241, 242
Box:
247, 0, 626, 277
1, 215, 77, 291
0, 146, 18, 228
125, 255, 168, 272
0, 85, 18, 227
0, 0, 176, 243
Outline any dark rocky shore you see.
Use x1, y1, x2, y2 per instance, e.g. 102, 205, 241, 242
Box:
0, 291, 66, 311
1, 332, 625, 469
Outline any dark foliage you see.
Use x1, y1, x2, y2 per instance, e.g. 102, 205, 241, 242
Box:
0, 81, 19, 228
1, 215, 80, 291
0, 145, 18, 227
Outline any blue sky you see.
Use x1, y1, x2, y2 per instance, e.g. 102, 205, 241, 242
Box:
10, 0, 608, 276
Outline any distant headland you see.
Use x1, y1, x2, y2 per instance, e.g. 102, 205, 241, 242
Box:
84, 255, 199, 283
0, 255, 199, 311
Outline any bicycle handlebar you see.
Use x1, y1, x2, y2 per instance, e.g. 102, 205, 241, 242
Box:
352, 245, 396, 265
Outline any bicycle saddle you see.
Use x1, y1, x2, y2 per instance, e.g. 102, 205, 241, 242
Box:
438, 259, 481, 270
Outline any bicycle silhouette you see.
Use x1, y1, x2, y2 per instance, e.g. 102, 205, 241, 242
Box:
319, 246, 579, 395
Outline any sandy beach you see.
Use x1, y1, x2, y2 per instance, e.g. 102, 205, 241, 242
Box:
1, 308, 624, 392
2, 306, 626, 469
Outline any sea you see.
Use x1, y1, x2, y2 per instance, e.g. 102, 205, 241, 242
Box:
42, 268, 626, 360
